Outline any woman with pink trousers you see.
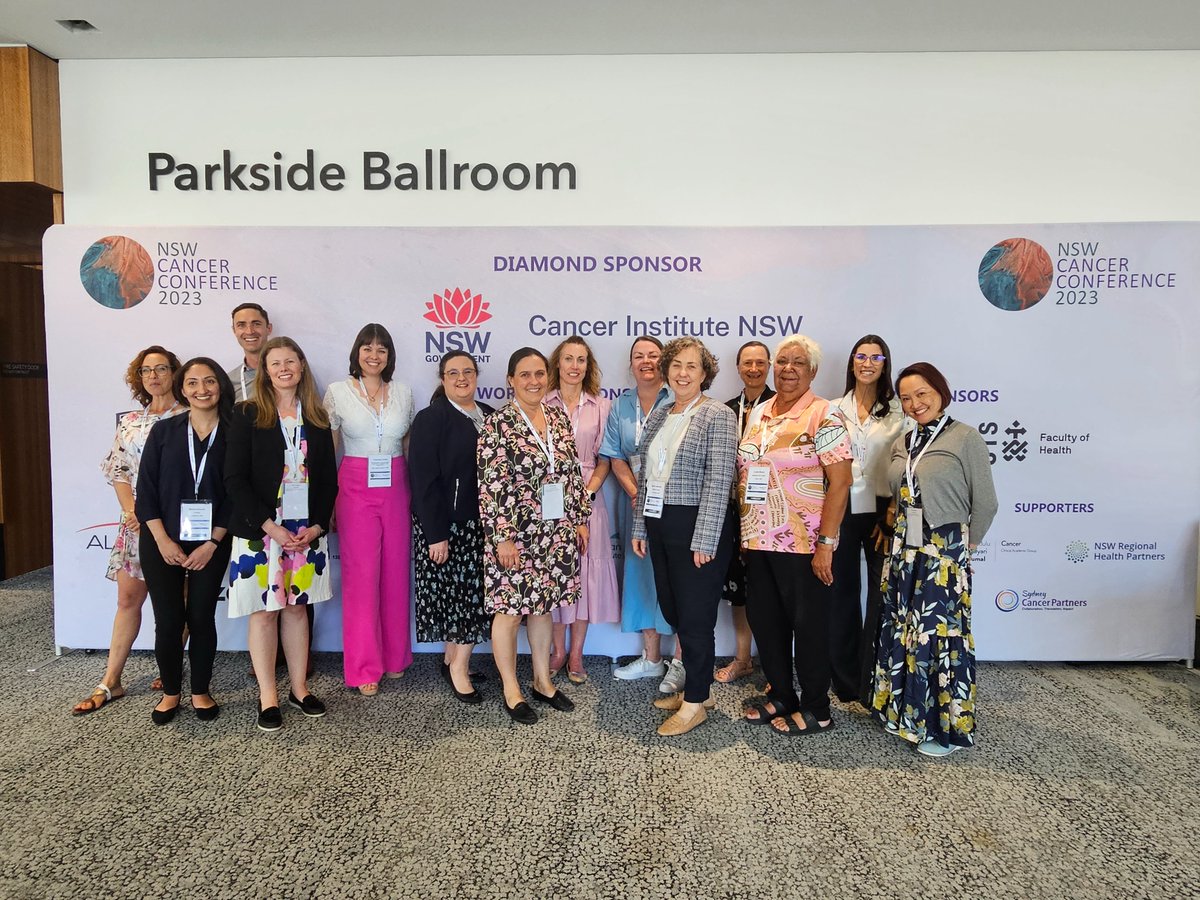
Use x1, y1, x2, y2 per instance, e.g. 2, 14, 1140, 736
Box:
324, 324, 415, 695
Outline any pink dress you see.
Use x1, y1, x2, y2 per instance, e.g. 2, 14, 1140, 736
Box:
545, 390, 620, 625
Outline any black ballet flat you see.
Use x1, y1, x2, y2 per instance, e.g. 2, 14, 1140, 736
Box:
504, 700, 538, 725
151, 704, 179, 726
193, 701, 220, 722
530, 687, 575, 713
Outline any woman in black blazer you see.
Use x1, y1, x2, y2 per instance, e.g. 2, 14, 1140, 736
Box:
225, 336, 338, 732
136, 357, 234, 725
408, 351, 495, 703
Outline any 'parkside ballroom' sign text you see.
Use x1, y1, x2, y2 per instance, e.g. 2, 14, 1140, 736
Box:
147, 149, 577, 193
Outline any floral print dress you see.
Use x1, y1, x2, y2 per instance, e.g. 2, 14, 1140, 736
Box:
226, 415, 332, 617
478, 403, 590, 616
870, 436, 976, 748
100, 405, 181, 581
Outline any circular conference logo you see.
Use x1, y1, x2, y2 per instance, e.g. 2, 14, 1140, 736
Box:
79, 235, 153, 309
995, 589, 1020, 612
978, 238, 1053, 311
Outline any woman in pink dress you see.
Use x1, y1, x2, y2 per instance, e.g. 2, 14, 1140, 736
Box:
545, 336, 619, 684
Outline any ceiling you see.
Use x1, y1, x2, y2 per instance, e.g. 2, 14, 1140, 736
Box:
1, 0, 1199, 59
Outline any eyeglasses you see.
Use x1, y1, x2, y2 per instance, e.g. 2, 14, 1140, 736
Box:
854, 353, 886, 364
138, 365, 172, 377
445, 368, 477, 379
775, 358, 809, 370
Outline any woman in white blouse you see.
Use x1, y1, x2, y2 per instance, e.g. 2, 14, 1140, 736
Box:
324, 324, 415, 696
828, 334, 907, 706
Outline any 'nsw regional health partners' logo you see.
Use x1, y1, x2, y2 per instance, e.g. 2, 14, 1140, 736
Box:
80, 236, 154, 310
424, 287, 493, 362
978, 238, 1052, 312
424, 288, 491, 328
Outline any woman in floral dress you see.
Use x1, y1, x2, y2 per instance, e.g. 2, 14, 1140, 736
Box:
871, 362, 997, 757
73, 346, 182, 715
225, 337, 338, 732
478, 347, 590, 725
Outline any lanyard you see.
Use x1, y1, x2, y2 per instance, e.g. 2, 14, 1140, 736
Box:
358, 377, 385, 453
635, 398, 649, 446
280, 400, 303, 476
516, 402, 554, 467
841, 392, 877, 465
449, 399, 484, 432
653, 395, 702, 477
239, 366, 252, 401
138, 402, 178, 445
905, 417, 947, 494
187, 418, 218, 499
738, 390, 768, 439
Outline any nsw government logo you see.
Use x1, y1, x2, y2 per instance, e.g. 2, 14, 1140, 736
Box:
994, 589, 1020, 612
423, 288, 493, 363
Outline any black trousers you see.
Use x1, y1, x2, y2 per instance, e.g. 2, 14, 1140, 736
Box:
645, 505, 735, 703
745, 549, 833, 721
140, 532, 232, 696
830, 496, 889, 703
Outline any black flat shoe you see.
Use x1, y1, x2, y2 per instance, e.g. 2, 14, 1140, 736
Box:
504, 700, 538, 725
257, 705, 283, 732
451, 683, 483, 705
530, 687, 575, 713
287, 691, 326, 718
151, 704, 179, 726
193, 702, 220, 722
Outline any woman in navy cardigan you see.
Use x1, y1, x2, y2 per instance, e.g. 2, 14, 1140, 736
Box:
408, 351, 495, 703
135, 357, 234, 725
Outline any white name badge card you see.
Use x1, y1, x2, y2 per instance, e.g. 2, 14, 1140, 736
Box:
905, 507, 924, 547
541, 482, 565, 520
744, 465, 770, 505
367, 454, 392, 488
282, 482, 310, 520
643, 480, 666, 518
179, 501, 213, 542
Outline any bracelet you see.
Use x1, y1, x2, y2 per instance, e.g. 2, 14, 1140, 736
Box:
206, 539, 219, 548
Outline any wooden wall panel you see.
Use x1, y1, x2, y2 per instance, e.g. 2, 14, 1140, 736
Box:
0, 47, 62, 190
0, 262, 52, 576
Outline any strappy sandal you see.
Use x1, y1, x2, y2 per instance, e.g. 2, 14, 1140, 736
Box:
714, 658, 754, 684
743, 698, 789, 725
72, 683, 125, 716
773, 710, 834, 736
357, 682, 380, 697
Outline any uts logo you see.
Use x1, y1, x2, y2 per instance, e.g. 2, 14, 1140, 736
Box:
424, 288, 493, 362
995, 590, 1019, 612
424, 288, 492, 328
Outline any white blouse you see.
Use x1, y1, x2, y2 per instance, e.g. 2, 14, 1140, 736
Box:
324, 379, 415, 457
830, 391, 908, 497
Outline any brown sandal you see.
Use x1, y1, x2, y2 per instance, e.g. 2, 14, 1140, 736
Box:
72, 683, 126, 715
714, 658, 754, 684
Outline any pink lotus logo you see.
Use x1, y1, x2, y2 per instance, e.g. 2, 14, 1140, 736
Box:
424, 288, 492, 329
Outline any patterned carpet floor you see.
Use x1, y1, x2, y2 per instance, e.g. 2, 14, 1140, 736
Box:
1, 567, 1198, 899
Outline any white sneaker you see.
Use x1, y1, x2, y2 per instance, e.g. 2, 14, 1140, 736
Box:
658, 658, 686, 694
613, 654, 667, 681
916, 739, 963, 758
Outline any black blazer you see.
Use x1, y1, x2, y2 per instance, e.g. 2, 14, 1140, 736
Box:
726, 386, 775, 437
224, 402, 338, 539
407, 397, 495, 546
135, 414, 231, 541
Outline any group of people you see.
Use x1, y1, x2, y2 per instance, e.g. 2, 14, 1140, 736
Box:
74, 302, 997, 757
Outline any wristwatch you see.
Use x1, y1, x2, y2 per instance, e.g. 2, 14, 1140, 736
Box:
816, 535, 836, 547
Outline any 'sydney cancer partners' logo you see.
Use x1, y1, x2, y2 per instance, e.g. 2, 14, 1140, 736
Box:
423, 287, 494, 362
424, 288, 492, 329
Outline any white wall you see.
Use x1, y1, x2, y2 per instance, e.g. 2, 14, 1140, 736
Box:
59, 52, 1200, 227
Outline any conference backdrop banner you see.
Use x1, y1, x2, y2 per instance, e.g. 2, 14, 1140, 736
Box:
43, 224, 1198, 661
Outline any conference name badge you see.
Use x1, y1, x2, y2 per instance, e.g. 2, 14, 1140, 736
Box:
179, 501, 213, 542
905, 507, 923, 547
643, 480, 666, 519
541, 482, 565, 521
282, 482, 310, 520
367, 454, 392, 488
744, 464, 770, 505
